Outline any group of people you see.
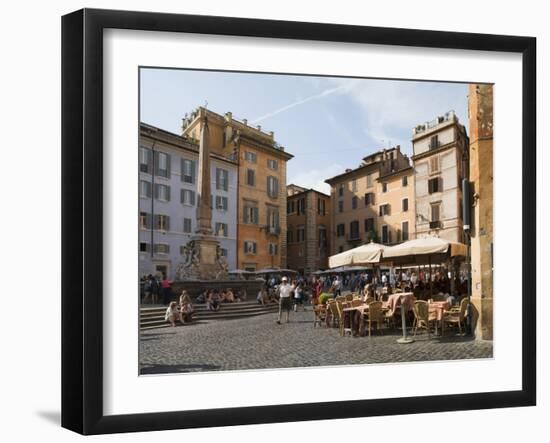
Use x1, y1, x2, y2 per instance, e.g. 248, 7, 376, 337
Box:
164, 290, 195, 327
198, 288, 242, 311
141, 274, 174, 305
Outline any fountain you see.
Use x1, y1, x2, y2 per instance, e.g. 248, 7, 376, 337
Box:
173, 108, 262, 297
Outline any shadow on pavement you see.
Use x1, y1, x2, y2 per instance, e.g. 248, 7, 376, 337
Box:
140, 363, 221, 374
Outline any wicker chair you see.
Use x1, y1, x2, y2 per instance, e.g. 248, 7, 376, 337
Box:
442, 297, 469, 335
345, 293, 354, 302
412, 300, 435, 338
327, 299, 339, 328
335, 298, 349, 336
364, 296, 375, 305
362, 301, 384, 337
313, 303, 328, 328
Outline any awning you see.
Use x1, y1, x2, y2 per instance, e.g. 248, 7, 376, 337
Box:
328, 241, 386, 268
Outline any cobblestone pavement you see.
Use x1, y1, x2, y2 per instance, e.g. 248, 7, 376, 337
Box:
139, 308, 493, 374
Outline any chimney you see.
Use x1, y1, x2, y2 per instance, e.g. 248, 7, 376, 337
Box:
243, 119, 248, 126
225, 112, 232, 121
345, 168, 352, 173
256, 125, 262, 131
269, 131, 274, 139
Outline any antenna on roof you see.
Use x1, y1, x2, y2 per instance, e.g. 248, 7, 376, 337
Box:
204, 100, 208, 110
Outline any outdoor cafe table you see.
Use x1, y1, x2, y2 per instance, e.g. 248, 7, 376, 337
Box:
342, 302, 391, 336
428, 300, 451, 335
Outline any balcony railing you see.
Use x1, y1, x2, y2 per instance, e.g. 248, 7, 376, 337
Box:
429, 220, 442, 229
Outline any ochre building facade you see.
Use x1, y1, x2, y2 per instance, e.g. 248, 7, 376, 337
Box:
182, 108, 293, 271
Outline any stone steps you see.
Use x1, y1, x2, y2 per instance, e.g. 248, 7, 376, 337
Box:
140, 301, 279, 330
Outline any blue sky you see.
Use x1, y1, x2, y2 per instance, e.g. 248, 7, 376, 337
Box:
140, 68, 469, 194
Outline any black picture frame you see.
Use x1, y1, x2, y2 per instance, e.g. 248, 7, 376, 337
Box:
62, 8, 536, 435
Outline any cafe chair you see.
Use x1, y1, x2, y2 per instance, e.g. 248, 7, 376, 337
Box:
362, 301, 384, 337
442, 297, 469, 335
412, 300, 435, 339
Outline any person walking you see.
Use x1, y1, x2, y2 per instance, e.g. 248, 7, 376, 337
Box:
276, 276, 295, 324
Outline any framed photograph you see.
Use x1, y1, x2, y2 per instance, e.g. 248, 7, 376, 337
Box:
62, 8, 536, 435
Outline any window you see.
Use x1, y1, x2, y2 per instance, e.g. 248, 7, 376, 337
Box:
338, 200, 344, 213
139, 212, 151, 230
428, 177, 442, 194
139, 147, 152, 173
402, 175, 408, 187
381, 225, 389, 244
429, 156, 440, 174
245, 151, 257, 163
351, 196, 358, 209
155, 151, 170, 178
215, 195, 228, 211
243, 202, 259, 224
267, 159, 278, 170
350, 221, 360, 239
366, 174, 373, 188
215, 222, 228, 237
246, 169, 256, 186
402, 198, 409, 212
338, 246, 344, 253
336, 223, 345, 237
215, 168, 229, 191
267, 207, 280, 232
220, 248, 228, 257
297, 198, 306, 215
431, 203, 441, 222
154, 214, 170, 231
318, 228, 327, 249
268, 243, 279, 256
180, 189, 196, 206
402, 221, 409, 241
287, 200, 295, 214
139, 242, 149, 252
183, 218, 192, 233
317, 198, 326, 215
297, 227, 305, 242
287, 230, 294, 243
140, 180, 152, 198
338, 184, 344, 197
429, 135, 440, 150
244, 241, 257, 254
382, 182, 388, 193
351, 179, 357, 192
154, 244, 170, 254
379, 204, 391, 216
267, 176, 279, 198
181, 158, 195, 183
364, 217, 375, 234
364, 192, 375, 206
154, 184, 170, 202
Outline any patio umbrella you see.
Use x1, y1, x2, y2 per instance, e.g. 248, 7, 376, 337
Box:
382, 236, 466, 260
328, 241, 386, 268
254, 268, 298, 274
228, 269, 254, 274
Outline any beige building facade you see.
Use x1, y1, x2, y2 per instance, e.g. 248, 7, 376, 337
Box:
182, 108, 293, 271
412, 111, 469, 243
286, 185, 331, 273
468, 84, 494, 340
325, 146, 415, 255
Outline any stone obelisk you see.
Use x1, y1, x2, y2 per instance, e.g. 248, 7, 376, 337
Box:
196, 112, 213, 235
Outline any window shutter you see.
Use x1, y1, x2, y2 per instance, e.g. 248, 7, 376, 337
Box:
165, 154, 171, 178
243, 207, 249, 223
153, 151, 160, 176
379, 206, 383, 216
190, 191, 195, 206
166, 186, 171, 202
180, 189, 184, 204
223, 170, 228, 191
216, 168, 221, 190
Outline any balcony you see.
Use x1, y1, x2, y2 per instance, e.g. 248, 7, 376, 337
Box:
266, 226, 281, 236
346, 233, 361, 243
429, 140, 441, 150
429, 220, 442, 229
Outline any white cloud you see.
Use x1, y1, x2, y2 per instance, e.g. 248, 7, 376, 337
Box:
288, 163, 345, 195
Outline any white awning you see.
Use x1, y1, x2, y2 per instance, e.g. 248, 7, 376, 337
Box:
329, 242, 386, 268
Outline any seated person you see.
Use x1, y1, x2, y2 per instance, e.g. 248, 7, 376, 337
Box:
225, 289, 236, 303
179, 293, 194, 323
206, 290, 221, 311
164, 301, 182, 327
257, 288, 268, 305
318, 288, 335, 305
195, 291, 206, 304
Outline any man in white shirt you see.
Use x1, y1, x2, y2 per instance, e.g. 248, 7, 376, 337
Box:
332, 276, 342, 296
276, 276, 295, 324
